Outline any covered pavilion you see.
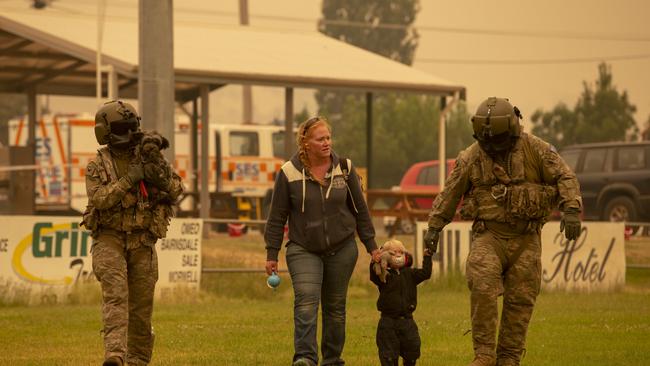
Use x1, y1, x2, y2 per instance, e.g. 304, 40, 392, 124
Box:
0, 5, 464, 219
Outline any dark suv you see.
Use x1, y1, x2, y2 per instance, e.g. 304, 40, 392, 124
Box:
559, 141, 650, 224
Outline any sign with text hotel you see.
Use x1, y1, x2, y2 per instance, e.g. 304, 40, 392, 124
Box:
415, 221, 626, 291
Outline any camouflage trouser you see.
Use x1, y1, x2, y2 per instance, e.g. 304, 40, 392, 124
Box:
92, 232, 159, 365
466, 229, 541, 365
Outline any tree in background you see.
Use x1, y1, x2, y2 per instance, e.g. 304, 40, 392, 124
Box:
642, 115, 650, 141
317, 0, 471, 187
531, 63, 638, 149
530, 103, 577, 149
319, 0, 419, 64
445, 102, 474, 158
271, 106, 311, 127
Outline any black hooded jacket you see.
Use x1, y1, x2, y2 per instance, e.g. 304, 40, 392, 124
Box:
264, 151, 377, 260
370, 255, 432, 317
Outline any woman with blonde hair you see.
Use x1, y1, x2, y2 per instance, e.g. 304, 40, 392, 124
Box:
264, 116, 381, 366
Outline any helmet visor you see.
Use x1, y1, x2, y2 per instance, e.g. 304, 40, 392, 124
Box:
110, 121, 138, 135
489, 131, 511, 148
472, 115, 512, 136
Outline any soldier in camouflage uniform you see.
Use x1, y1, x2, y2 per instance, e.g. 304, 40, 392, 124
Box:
82, 101, 183, 366
423, 97, 582, 366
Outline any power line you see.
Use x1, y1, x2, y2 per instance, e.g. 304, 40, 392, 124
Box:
319, 19, 650, 43
412, 24, 650, 43
2, 4, 650, 66
416, 53, 650, 65
31, 0, 650, 43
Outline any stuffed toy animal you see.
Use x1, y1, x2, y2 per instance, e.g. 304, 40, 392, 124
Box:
373, 239, 407, 283
137, 130, 169, 164
134, 130, 173, 204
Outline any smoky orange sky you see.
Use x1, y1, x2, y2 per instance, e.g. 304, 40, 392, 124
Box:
32, 0, 650, 134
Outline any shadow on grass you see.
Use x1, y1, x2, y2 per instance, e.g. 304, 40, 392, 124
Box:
626, 267, 650, 290
201, 272, 293, 300
0, 280, 103, 307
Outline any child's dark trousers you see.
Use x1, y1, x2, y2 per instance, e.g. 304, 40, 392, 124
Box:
376, 315, 420, 366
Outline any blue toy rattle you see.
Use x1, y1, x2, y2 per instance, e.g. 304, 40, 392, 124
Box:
267, 271, 281, 289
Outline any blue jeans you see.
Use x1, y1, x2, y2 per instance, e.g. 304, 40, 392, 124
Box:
286, 238, 359, 366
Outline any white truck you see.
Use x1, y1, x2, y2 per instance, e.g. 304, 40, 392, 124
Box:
8, 114, 289, 221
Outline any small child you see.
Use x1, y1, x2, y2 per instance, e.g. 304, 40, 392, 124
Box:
370, 239, 433, 366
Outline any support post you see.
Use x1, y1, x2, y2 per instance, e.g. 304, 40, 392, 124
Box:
200, 85, 210, 238
106, 65, 118, 100
25, 88, 37, 214
239, 0, 253, 124
284, 87, 294, 160
438, 92, 460, 190
27, 88, 37, 150
366, 92, 373, 189
191, 98, 199, 212
438, 96, 446, 191
96, 0, 105, 106
139, 0, 175, 159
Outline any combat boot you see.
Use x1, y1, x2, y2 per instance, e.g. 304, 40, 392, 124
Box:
468, 354, 496, 366
102, 356, 123, 366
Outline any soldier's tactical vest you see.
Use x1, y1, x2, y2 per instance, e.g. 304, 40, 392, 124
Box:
460, 135, 559, 223
83, 147, 173, 239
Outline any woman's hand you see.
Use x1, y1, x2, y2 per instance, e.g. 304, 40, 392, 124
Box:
371, 248, 382, 263
266, 260, 278, 275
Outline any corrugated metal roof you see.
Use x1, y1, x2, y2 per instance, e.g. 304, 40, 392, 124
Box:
0, 6, 464, 96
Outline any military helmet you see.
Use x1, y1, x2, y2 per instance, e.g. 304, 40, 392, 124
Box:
471, 97, 522, 140
471, 97, 522, 153
94, 100, 140, 145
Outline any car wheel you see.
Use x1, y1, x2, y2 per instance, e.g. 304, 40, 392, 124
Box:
603, 196, 639, 234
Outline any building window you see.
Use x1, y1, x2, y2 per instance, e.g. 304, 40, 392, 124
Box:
230, 132, 259, 156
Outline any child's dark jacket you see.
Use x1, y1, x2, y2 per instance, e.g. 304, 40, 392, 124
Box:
370, 255, 432, 318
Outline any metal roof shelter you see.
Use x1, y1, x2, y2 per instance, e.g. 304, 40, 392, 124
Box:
0, 8, 463, 98
0, 6, 464, 220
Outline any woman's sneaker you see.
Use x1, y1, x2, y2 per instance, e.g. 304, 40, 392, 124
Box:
292, 358, 315, 366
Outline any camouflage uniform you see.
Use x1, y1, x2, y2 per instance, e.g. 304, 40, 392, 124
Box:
84, 142, 183, 365
427, 132, 581, 365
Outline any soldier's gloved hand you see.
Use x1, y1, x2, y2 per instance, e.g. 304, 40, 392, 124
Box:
560, 207, 581, 240
144, 162, 171, 190
423, 227, 440, 253
126, 162, 144, 185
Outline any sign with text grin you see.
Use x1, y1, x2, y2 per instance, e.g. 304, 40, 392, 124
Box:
0, 216, 202, 303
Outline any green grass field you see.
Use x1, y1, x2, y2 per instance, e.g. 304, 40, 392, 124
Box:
1, 233, 649, 365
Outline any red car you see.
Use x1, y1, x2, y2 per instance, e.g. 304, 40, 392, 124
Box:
399, 159, 457, 206
384, 159, 456, 234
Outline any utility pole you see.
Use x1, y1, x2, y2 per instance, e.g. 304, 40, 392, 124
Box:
239, 0, 253, 124
139, 0, 175, 159
96, 0, 106, 107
